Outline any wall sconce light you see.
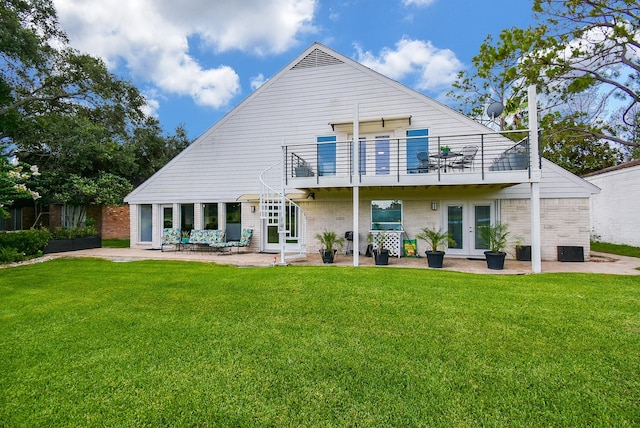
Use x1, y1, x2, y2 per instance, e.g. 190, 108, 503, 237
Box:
431, 201, 438, 211
250, 205, 256, 213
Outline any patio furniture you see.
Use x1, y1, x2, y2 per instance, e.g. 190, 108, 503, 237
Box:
416, 151, 438, 173
432, 150, 463, 173
161, 228, 182, 252
207, 230, 229, 253
450, 145, 478, 171
225, 228, 253, 253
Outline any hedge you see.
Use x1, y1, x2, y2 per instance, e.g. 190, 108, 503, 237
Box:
0, 229, 51, 263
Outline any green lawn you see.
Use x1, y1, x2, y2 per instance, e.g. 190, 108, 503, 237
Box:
592, 241, 640, 258
1, 259, 639, 427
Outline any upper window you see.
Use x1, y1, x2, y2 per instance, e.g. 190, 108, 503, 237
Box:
371, 200, 403, 230
317, 136, 336, 176
406, 129, 429, 173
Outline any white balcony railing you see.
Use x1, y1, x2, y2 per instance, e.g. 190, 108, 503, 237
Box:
285, 131, 537, 187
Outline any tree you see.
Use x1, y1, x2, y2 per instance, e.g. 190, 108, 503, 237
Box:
1, 0, 191, 216
524, 0, 639, 148
0, 0, 145, 144
0, 150, 40, 218
447, 0, 638, 174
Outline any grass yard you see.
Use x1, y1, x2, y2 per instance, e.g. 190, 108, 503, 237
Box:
1, 259, 639, 427
592, 241, 640, 259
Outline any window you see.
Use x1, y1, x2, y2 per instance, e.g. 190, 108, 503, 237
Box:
203, 203, 218, 229
139, 205, 152, 242
375, 136, 390, 175
371, 200, 403, 230
226, 202, 241, 241
317, 136, 336, 176
0, 207, 22, 231
162, 206, 173, 228
180, 204, 194, 234
406, 129, 429, 172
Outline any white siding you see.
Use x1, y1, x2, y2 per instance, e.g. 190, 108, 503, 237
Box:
585, 164, 640, 247
499, 159, 599, 199
126, 46, 493, 204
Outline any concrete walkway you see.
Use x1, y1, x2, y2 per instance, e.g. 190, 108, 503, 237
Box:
29, 247, 640, 275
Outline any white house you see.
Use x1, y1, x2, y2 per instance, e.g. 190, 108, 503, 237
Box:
583, 160, 640, 247
124, 43, 599, 266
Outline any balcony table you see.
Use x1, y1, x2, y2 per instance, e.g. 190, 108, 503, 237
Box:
432, 151, 462, 172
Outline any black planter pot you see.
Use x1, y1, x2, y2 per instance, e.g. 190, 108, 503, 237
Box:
319, 249, 336, 263
516, 245, 531, 261
485, 251, 506, 270
373, 249, 389, 265
43, 236, 102, 254
425, 250, 445, 268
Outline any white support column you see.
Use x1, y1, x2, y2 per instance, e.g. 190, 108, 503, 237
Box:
280, 147, 287, 265
353, 103, 360, 267
528, 85, 542, 273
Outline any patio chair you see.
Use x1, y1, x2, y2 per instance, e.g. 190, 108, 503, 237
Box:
416, 151, 438, 173
450, 145, 478, 171
225, 229, 253, 253
161, 228, 182, 252
207, 230, 228, 253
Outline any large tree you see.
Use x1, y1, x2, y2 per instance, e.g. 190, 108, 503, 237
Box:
1, 0, 190, 221
448, 0, 638, 174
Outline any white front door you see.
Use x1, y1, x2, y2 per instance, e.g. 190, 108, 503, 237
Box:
444, 201, 494, 257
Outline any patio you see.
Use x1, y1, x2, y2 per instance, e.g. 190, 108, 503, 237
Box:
26, 247, 640, 275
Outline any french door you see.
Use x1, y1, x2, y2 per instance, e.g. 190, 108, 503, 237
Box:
444, 201, 494, 257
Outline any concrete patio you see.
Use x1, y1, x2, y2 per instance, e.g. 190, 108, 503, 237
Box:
23, 247, 640, 275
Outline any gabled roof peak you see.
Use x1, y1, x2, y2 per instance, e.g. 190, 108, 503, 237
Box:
291, 47, 344, 70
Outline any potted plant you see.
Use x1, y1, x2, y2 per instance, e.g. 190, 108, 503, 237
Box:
514, 236, 531, 261
369, 231, 390, 265
440, 145, 450, 155
416, 226, 455, 268
315, 230, 345, 263
479, 222, 510, 270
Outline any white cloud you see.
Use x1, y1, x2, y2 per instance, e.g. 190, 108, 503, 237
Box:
354, 38, 463, 91
250, 74, 268, 91
402, 0, 438, 6
52, 0, 318, 109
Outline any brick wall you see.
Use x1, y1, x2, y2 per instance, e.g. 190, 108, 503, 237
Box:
101, 205, 130, 239
501, 198, 591, 260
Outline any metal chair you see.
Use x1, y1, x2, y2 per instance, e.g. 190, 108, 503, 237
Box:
416, 151, 438, 173
450, 145, 478, 171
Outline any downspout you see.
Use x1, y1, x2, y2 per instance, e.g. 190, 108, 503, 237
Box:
528, 85, 542, 273
353, 103, 360, 267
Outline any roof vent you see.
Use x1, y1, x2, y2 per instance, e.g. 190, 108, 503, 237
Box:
292, 48, 343, 70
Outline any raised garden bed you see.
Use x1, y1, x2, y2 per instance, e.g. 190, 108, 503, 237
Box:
43, 236, 102, 254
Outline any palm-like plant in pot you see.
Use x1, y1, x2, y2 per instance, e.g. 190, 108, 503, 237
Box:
479, 222, 509, 270
415, 226, 455, 268
315, 230, 345, 263
368, 231, 390, 265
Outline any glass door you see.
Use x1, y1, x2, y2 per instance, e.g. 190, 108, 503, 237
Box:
161, 205, 173, 229
445, 202, 493, 257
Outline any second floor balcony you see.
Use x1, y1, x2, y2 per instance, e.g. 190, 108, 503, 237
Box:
285, 130, 538, 189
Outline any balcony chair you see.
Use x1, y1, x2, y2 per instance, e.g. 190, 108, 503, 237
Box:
450, 145, 478, 171
416, 151, 438, 173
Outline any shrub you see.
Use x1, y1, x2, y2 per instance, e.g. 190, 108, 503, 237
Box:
0, 229, 50, 262
50, 226, 98, 240
0, 247, 24, 263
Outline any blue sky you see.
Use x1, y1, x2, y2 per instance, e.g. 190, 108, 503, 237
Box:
53, 0, 536, 139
